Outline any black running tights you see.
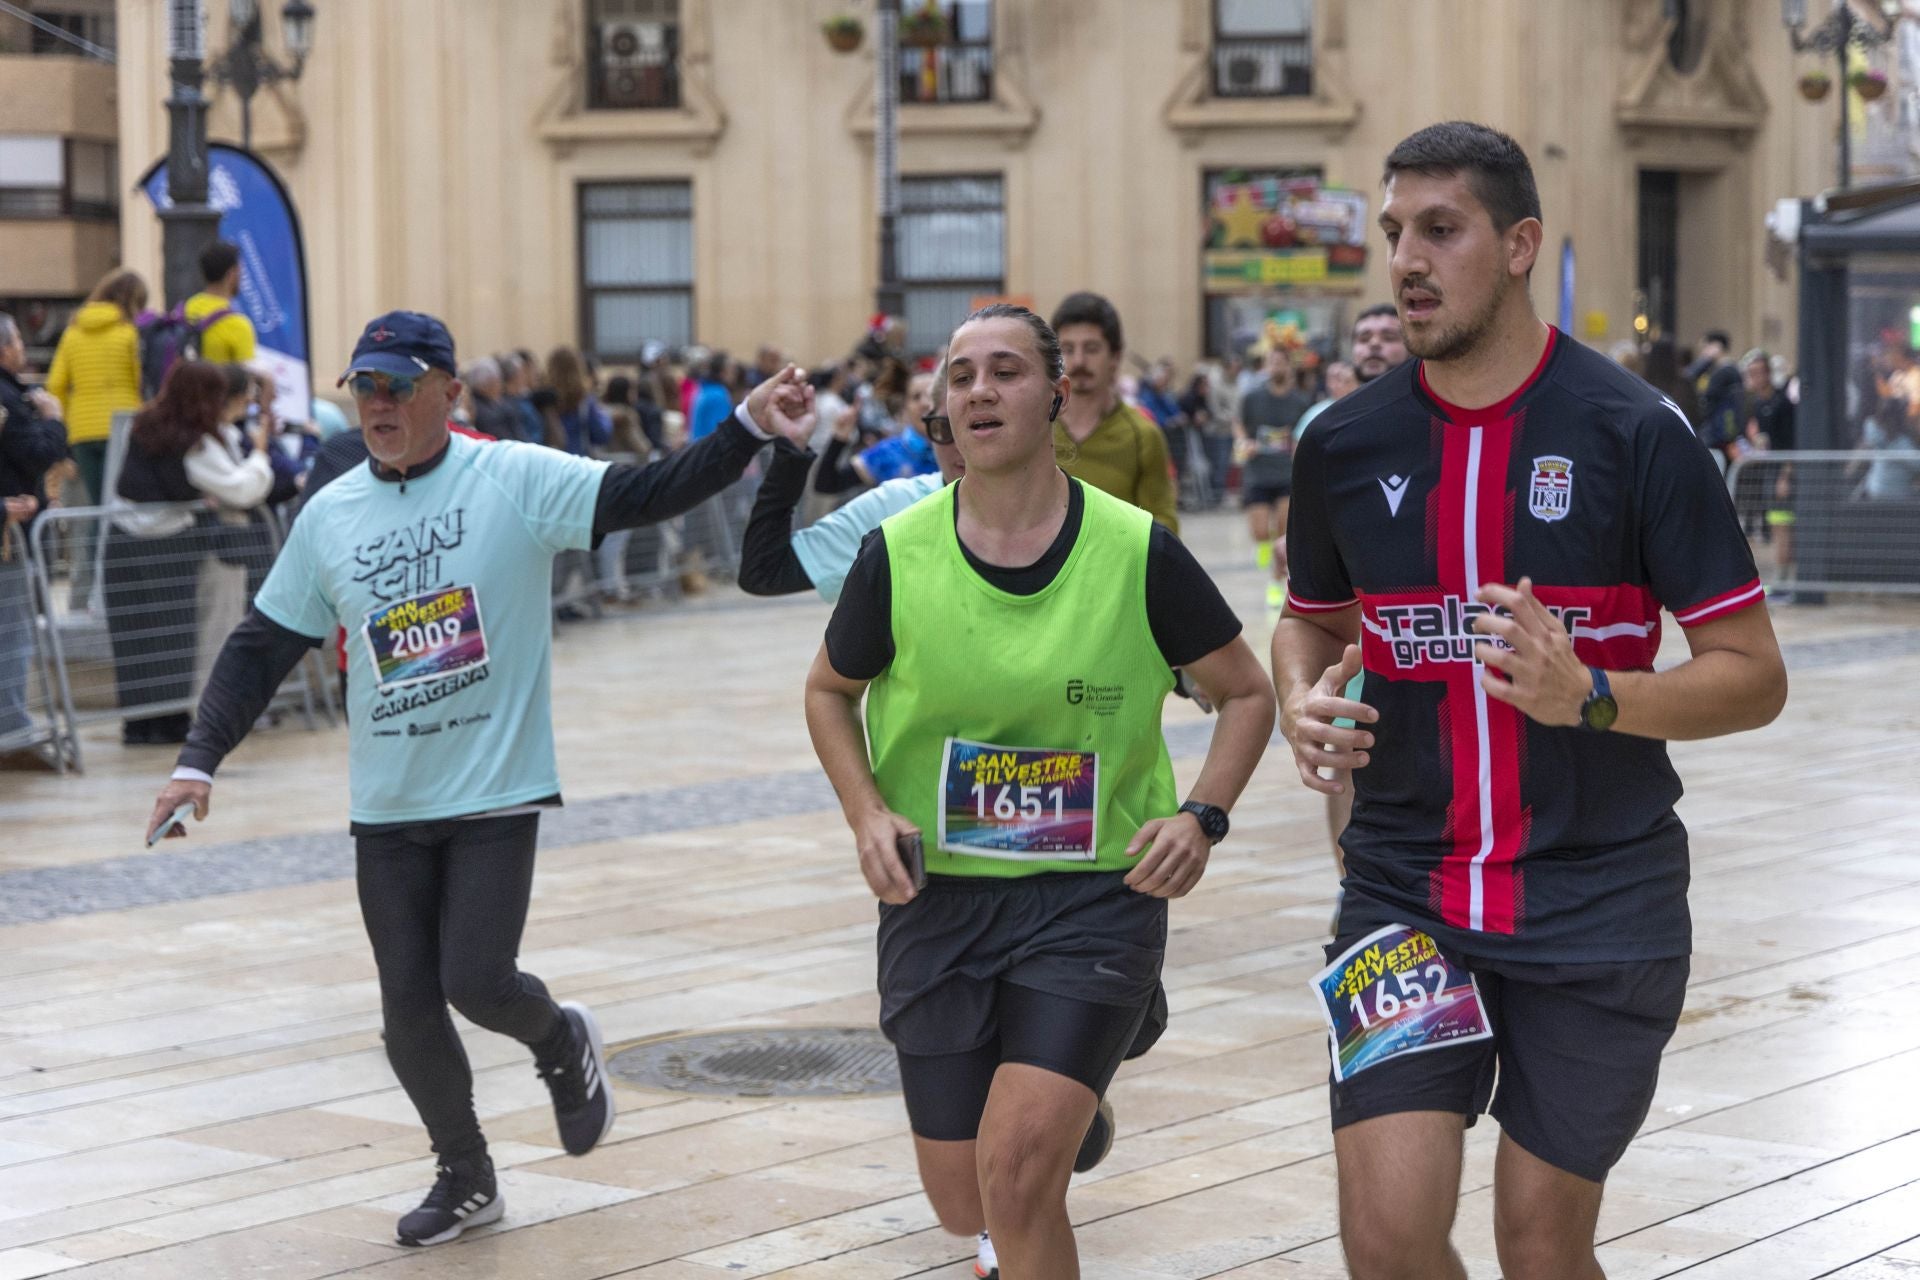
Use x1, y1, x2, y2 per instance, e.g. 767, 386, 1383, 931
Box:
355, 812, 563, 1161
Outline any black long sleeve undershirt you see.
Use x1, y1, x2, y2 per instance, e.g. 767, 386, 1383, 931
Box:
591, 416, 765, 537
811, 436, 868, 496
175, 610, 320, 775
180, 417, 773, 777
738, 440, 819, 596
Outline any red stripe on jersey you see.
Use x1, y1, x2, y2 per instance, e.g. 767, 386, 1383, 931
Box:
1285, 591, 1358, 614
1529, 583, 1663, 670
1672, 578, 1765, 627
1431, 423, 1478, 931
1471, 420, 1525, 936
1417, 415, 1530, 935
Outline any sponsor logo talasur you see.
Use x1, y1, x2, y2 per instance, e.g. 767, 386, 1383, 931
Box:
1066, 679, 1127, 716
1373, 595, 1590, 670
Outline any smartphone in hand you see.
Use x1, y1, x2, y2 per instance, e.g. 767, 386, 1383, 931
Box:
148, 801, 196, 847
896, 832, 927, 893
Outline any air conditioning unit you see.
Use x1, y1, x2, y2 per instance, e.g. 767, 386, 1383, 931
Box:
600, 20, 668, 108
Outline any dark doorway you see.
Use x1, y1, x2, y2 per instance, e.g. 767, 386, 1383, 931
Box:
1638, 170, 1680, 341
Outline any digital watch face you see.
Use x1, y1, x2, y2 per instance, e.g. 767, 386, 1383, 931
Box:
1584, 696, 1619, 732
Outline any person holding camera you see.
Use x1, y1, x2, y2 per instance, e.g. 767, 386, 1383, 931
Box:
805, 304, 1272, 1280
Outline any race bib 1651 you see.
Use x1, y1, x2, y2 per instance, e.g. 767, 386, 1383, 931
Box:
937, 737, 1098, 861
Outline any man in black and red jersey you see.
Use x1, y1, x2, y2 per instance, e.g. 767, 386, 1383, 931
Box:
1272, 121, 1787, 1280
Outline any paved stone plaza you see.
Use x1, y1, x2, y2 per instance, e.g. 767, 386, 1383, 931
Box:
2, 511, 1918, 1279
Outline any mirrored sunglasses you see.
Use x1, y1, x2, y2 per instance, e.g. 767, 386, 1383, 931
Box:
347, 372, 422, 403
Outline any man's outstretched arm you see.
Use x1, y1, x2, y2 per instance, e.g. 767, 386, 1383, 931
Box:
593, 367, 817, 537
147, 610, 323, 842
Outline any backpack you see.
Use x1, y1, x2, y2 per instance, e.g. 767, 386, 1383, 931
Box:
139, 304, 232, 398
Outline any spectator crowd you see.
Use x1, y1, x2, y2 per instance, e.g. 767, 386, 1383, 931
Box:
9, 240, 1912, 766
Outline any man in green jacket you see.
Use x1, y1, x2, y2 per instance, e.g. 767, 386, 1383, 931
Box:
1050, 292, 1179, 534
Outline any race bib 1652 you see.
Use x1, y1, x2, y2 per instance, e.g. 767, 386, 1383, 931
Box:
1311, 924, 1493, 1082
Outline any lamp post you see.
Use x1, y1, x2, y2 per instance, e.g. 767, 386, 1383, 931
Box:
874, 0, 904, 321
159, 0, 223, 309
1783, 0, 1894, 190
208, 0, 315, 151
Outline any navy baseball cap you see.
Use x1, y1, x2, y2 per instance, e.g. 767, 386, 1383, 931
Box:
338, 310, 457, 383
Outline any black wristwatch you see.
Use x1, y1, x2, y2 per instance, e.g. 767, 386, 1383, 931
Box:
1179, 801, 1230, 844
1579, 666, 1618, 732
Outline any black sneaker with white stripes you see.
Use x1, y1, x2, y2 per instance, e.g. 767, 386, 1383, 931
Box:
395, 1153, 502, 1247
537, 1000, 615, 1156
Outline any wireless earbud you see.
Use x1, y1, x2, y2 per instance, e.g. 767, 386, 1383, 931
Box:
1049, 394, 1063, 421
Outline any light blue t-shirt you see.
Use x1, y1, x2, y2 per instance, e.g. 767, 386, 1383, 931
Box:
1294, 397, 1335, 438
255, 436, 609, 825
793, 471, 944, 602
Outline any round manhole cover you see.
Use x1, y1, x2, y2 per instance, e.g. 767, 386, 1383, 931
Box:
608, 1027, 899, 1098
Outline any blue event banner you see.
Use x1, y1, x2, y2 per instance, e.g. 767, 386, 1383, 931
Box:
141, 143, 313, 426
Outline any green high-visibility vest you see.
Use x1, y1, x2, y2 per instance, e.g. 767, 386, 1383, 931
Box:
865, 479, 1178, 879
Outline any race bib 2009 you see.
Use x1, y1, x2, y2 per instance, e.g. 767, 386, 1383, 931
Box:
363, 584, 489, 690
1311, 924, 1492, 1082
937, 738, 1098, 861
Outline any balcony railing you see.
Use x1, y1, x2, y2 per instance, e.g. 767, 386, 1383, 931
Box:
1212, 34, 1314, 98
587, 25, 682, 110
900, 42, 994, 105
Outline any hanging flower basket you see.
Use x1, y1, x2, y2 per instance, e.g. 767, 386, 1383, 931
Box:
1851, 69, 1889, 101
822, 15, 863, 53
899, 8, 949, 48
1798, 71, 1832, 101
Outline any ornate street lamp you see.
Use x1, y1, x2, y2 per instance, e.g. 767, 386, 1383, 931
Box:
209, 0, 317, 151
1782, 0, 1895, 190
160, 0, 222, 307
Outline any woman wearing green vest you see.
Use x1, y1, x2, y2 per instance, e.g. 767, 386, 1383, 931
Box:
806, 305, 1275, 1280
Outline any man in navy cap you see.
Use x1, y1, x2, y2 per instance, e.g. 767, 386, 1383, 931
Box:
143, 311, 819, 1247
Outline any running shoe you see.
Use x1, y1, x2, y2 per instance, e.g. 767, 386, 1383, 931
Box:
537, 1001, 615, 1156
1265, 581, 1286, 612
974, 1230, 999, 1279
1074, 1097, 1116, 1173
396, 1154, 502, 1247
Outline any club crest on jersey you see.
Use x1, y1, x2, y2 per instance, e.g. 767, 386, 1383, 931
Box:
1528, 455, 1574, 522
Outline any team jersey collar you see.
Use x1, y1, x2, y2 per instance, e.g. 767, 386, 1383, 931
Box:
1416, 324, 1560, 426
368, 432, 456, 485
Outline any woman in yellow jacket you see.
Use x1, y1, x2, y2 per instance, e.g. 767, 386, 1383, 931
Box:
48, 270, 148, 512
47, 269, 147, 604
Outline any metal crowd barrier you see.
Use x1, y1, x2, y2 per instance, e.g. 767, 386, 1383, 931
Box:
0, 521, 74, 771
551, 460, 757, 620
28, 502, 337, 771
1725, 449, 1920, 598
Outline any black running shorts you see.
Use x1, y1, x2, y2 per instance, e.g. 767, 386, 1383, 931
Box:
1325, 934, 1689, 1184
1243, 479, 1292, 507
878, 871, 1168, 1141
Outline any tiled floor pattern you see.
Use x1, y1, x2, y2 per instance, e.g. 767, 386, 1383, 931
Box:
3, 511, 1918, 1278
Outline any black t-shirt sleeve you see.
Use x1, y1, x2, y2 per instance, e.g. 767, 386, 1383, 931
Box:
292, 431, 369, 525
737, 441, 818, 596
1146, 525, 1242, 667
1283, 422, 1357, 608
1634, 399, 1761, 626
823, 529, 895, 680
